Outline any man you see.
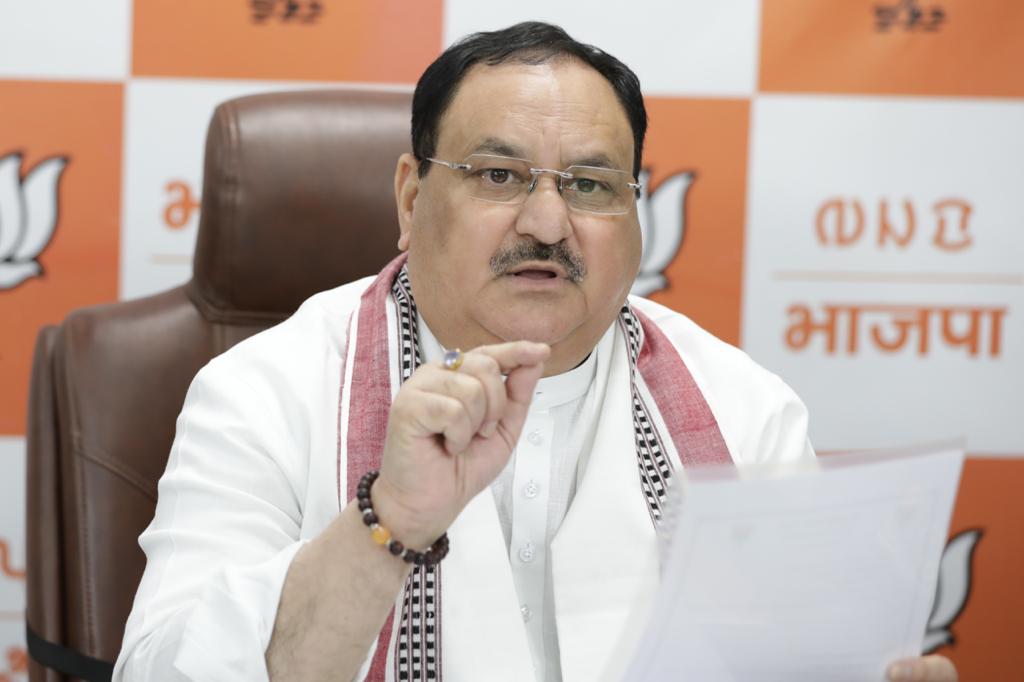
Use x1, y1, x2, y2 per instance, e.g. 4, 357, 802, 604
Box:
114, 22, 956, 682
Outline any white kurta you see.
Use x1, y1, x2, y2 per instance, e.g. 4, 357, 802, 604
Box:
113, 275, 813, 682
421, 316, 598, 681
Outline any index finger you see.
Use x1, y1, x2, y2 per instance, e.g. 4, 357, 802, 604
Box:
470, 341, 550, 373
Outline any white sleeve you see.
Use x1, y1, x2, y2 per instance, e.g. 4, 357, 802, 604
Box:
744, 370, 817, 464
113, 358, 310, 682
701, 357, 817, 467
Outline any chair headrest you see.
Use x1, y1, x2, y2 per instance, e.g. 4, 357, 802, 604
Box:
191, 88, 411, 322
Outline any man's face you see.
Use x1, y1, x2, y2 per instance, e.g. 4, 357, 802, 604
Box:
396, 59, 642, 375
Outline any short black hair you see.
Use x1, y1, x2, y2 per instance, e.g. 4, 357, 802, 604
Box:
411, 21, 647, 180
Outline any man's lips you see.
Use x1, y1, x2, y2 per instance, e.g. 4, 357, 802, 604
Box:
512, 269, 558, 280
506, 262, 567, 279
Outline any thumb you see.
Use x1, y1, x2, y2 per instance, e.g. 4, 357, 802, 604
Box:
505, 360, 544, 407
887, 655, 958, 682
498, 361, 545, 436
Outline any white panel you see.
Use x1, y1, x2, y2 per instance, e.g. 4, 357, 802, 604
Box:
0, 0, 131, 80
0, 437, 26, 649
0, 620, 26, 679
443, 0, 759, 97
120, 78, 409, 301
743, 95, 1024, 455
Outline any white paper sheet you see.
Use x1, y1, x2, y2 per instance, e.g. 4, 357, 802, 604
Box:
615, 441, 965, 682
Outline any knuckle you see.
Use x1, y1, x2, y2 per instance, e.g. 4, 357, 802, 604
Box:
456, 410, 475, 434
427, 396, 457, 422
449, 372, 485, 405
444, 371, 466, 393
467, 377, 486, 404
479, 354, 500, 376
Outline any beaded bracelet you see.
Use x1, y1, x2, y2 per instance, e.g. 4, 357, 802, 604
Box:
356, 470, 450, 566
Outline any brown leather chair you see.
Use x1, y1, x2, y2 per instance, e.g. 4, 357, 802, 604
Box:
25, 88, 411, 681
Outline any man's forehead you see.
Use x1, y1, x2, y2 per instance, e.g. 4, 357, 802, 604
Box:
436, 60, 633, 167
468, 136, 620, 170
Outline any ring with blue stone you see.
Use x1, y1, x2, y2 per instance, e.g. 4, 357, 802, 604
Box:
442, 348, 464, 372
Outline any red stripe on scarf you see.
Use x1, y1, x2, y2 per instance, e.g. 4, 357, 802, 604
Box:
342, 254, 409, 680
633, 306, 732, 467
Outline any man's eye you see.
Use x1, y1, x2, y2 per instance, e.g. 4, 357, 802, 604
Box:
483, 168, 510, 184
570, 177, 607, 194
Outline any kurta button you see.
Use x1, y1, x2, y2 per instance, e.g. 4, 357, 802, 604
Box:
524, 480, 540, 498
527, 430, 543, 446
521, 604, 532, 622
518, 543, 535, 563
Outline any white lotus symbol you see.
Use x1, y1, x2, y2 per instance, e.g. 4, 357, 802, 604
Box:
923, 528, 982, 653
0, 152, 67, 290
631, 168, 694, 297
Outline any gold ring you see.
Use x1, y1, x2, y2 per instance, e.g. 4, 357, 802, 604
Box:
442, 348, 464, 371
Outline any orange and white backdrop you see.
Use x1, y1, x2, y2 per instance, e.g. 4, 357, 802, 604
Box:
0, 1, 1021, 679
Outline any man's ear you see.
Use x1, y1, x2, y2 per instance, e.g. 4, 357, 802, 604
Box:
394, 153, 419, 252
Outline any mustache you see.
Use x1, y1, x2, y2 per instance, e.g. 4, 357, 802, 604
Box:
489, 241, 586, 283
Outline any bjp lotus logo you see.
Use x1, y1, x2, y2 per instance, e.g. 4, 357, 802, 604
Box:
632, 168, 695, 297
0, 152, 68, 290
924, 529, 982, 653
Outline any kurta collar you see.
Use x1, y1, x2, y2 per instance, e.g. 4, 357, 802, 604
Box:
531, 349, 595, 411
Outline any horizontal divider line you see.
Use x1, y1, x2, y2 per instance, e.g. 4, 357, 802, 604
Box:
773, 271, 1024, 285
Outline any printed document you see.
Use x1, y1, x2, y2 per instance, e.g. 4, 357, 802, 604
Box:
614, 441, 964, 682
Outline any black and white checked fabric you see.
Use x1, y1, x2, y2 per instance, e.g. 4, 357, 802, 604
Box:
619, 306, 675, 525
391, 267, 442, 682
393, 268, 420, 382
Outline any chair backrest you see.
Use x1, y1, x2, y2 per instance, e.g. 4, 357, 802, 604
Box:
25, 88, 412, 680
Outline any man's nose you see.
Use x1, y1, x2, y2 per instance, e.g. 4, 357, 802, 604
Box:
514, 174, 572, 245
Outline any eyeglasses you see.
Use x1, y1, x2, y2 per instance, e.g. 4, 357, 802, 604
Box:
425, 154, 642, 215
